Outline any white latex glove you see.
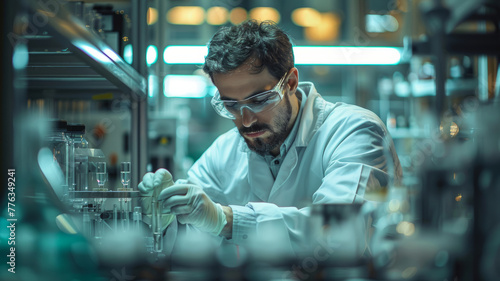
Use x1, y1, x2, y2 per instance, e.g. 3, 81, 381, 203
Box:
138, 168, 174, 195
138, 169, 174, 212
158, 184, 227, 236
137, 169, 175, 230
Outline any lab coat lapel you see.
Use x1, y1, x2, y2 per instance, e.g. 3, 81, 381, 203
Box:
269, 146, 299, 200
247, 152, 273, 201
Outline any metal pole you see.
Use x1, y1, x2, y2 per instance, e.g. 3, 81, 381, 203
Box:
421, 1, 450, 122
131, 0, 148, 189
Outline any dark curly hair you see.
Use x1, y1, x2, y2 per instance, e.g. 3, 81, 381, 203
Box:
203, 20, 294, 81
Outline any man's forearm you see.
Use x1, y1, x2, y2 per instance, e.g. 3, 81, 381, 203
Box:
220, 206, 233, 239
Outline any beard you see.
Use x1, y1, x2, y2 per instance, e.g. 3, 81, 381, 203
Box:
238, 96, 292, 156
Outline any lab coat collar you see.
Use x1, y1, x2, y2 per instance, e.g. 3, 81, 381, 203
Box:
295, 82, 331, 147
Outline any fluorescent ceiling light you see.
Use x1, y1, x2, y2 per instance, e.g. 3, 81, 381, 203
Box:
13, 44, 29, 70
164, 46, 208, 64
147, 45, 158, 65
123, 44, 133, 65
293, 46, 401, 65
167, 6, 205, 25
148, 75, 158, 98
366, 14, 399, 33
163, 45, 402, 65
164, 75, 207, 98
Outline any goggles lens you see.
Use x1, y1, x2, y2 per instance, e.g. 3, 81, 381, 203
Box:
211, 72, 289, 119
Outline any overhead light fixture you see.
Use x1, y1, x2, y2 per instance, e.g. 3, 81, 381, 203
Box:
123, 44, 133, 64
163, 45, 402, 65
293, 46, 402, 65
147, 7, 159, 25
163, 46, 208, 64
365, 14, 399, 33
167, 6, 205, 25
292, 8, 321, 27
148, 75, 158, 98
229, 7, 247, 24
207, 7, 229, 25
304, 13, 341, 42
13, 44, 29, 70
164, 75, 207, 98
249, 7, 280, 23
146, 45, 158, 65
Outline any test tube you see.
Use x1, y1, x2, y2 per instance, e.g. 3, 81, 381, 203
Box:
118, 162, 132, 227
133, 206, 142, 235
96, 162, 107, 189
126, 211, 130, 231
120, 162, 131, 188
151, 197, 163, 252
121, 209, 129, 232
95, 162, 108, 208
82, 206, 91, 237
95, 215, 103, 239
113, 204, 118, 232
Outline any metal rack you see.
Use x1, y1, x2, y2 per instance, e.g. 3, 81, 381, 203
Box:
19, 0, 148, 189
24, 0, 146, 95
1, 0, 151, 279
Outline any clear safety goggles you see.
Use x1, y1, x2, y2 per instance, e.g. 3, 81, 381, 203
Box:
211, 72, 290, 119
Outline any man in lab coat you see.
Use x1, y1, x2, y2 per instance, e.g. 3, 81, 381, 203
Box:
139, 20, 402, 256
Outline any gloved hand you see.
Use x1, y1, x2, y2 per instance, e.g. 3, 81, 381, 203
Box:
159, 183, 227, 236
138, 169, 176, 231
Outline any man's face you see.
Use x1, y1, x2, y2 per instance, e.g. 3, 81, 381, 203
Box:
212, 66, 297, 156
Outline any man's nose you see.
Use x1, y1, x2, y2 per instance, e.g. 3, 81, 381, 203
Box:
241, 107, 257, 127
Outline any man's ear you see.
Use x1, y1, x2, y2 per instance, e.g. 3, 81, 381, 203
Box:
287, 67, 299, 95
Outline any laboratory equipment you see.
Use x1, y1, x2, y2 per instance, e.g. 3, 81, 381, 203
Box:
94, 161, 108, 235
44, 119, 71, 204
96, 162, 108, 189
133, 206, 143, 233
67, 123, 90, 207
118, 162, 132, 231
113, 204, 118, 232
82, 206, 92, 238
94, 215, 104, 240
152, 194, 163, 253
120, 162, 131, 188
89, 161, 106, 241
149, 174, 168, 253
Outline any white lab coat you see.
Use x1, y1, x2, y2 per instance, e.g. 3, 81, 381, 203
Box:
185, 82, 402, 255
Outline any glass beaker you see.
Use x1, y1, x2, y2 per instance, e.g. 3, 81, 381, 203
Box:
96, 162, 107, 188
94, 162, 108, 209
120, 162, 131, 189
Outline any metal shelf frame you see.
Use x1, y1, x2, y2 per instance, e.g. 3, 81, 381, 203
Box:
24, 0, 146, 96
20, 0, 148, 190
